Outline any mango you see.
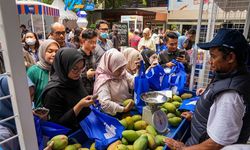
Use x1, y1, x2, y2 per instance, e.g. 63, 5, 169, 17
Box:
172, 95, 182, 102
133, 135, 148, 150
146, 133, 156, 149
134, 120, 147, 130
64, 145, 77, 150
160, 108, 168, 114
132, 115, 142, 122
168, 117, 182, 127
79, 148, 89, 150
155, 135, 166, 146
73, 143, 82, 149
122, 130, 139, 142
107, 140, 122, 150
146, 125, 157, 136
116, 144, 128, 150
126, 145, 134, 150
123, 99, 134, 107
47, 134, 68, 150
167, 113, 176, 118
119, 119, 128, 129
122, 137, 128, 145
163, 102, 176, 113
125, 116, 134, 130
90, 142, 95, 150
155, 146, 164, 150
172, 101, 181, 108
181, 93, 192, 99
136, 130, 147, 136
175, 110, 181, 117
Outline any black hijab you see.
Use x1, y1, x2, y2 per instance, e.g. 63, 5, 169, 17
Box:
41, 48, 84, 101
141, 49, 156, 69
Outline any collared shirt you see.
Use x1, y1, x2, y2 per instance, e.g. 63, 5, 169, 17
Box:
93, 39, 113, 65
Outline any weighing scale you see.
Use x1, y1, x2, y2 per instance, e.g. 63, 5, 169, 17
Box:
141, 91, 171, 133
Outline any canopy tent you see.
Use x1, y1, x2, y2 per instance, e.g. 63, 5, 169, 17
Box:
16, 0, 60, 39
214, 0, 250, 12
52, 0, 78, 21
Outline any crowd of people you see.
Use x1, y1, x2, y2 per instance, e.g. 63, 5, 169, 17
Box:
1, 19, 250, 150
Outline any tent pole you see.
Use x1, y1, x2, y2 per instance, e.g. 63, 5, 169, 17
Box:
41, 7, 46, 40
30, 14, 34, 32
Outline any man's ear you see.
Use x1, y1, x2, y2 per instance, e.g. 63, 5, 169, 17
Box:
227, 52, 236, 64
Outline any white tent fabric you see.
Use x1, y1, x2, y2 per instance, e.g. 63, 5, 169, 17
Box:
52, 0, 78, 20
215, 0, 250, 12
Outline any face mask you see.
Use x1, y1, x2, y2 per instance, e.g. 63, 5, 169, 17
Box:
149, 55, 158, 65
26, 38, 36, 46
100, 32, 109, 39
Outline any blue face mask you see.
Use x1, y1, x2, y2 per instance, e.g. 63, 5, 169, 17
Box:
100, 32, 109, 39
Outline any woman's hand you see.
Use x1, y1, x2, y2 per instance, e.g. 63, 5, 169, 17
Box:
74, 96, 94, 116
44, 141, 54, 150
123, 101, 134, 113
79, 96, 94, 107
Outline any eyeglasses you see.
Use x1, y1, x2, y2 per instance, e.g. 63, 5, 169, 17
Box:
54, 31, 66, 36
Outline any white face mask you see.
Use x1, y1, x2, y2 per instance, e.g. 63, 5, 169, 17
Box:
149, 54, 158, 65
26, 38, 36, 46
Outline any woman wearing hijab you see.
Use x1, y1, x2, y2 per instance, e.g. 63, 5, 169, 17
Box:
141, 49, 159, 72
27, 39, 60, 108
94, 48, 134, 116
122, 47, 142, 76
41, 48, 93, 131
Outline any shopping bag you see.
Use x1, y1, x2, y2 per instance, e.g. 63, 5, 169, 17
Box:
161, 59, 187, 95
134, 60, 150, 114
178, 96, 200, 112
34, 116, 70, 150
80, 106, 125, 150
146, 64, 165, 91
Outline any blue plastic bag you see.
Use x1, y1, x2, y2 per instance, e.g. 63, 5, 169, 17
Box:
134, 61, 150, 114
178, 96, 200, 112
80, 106, 125, 150
161, 60, 187, 95
146, 64, 165, 91
34, 116, 70, 150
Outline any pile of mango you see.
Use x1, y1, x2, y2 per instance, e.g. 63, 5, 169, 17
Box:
105, 114, 165, 150
160, 93, 192, 127
46, 134, 89, 150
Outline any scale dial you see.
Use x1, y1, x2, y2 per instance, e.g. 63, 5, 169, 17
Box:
152, 109, 168, 133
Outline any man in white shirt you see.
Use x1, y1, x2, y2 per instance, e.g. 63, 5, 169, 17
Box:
138, 28, 156, 51
164, 28, 250, 150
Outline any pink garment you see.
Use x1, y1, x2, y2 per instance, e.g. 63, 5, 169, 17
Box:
93, 48, 128, 94
130, 34, 141, 49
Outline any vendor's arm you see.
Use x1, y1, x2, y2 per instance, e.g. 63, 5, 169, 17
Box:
97, 84, 125, 115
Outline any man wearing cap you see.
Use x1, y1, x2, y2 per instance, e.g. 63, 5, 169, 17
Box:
164, 28, 250, 150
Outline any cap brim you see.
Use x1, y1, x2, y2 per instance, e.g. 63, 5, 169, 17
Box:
197, 42, 220, 50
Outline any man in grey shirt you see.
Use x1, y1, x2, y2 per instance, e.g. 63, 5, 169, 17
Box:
93, 20, 113, 65
164, 29, 250, 150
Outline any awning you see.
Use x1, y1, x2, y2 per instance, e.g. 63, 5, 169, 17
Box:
214, 0, 250, 12
52, 0, 78, 20
16, 1, 59, 17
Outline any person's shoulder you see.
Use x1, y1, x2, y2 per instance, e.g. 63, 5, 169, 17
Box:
27, 65, 40, 72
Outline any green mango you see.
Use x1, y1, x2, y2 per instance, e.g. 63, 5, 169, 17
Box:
123, 99, 134, 106
136, 130, 147, 136
122, 137, 128, 145
172, 101, 181, 108
181, 93, 193, 99
120, 119, 128, 129
64, 145, 77, 150
167, 113, 176, 118
160, 108, 168, 114
122, 130, 140, 142
146, 125, 157, 136
168, 117, 182, 127
116, 144, 128, 150
125, 116, 134, 130
172, 95, 182, 102
132, 115, 142, 122
47, 134, 68, 150
155, 135, 166, 146
133, 135, 148, 150
163, 102, 176, 113
154, 146, 164, 150
134, 120, 147, 130
146, 133, 156, 149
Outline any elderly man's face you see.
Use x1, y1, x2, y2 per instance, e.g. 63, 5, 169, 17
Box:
51, 25, 66, 47
143, 32, 150, 39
